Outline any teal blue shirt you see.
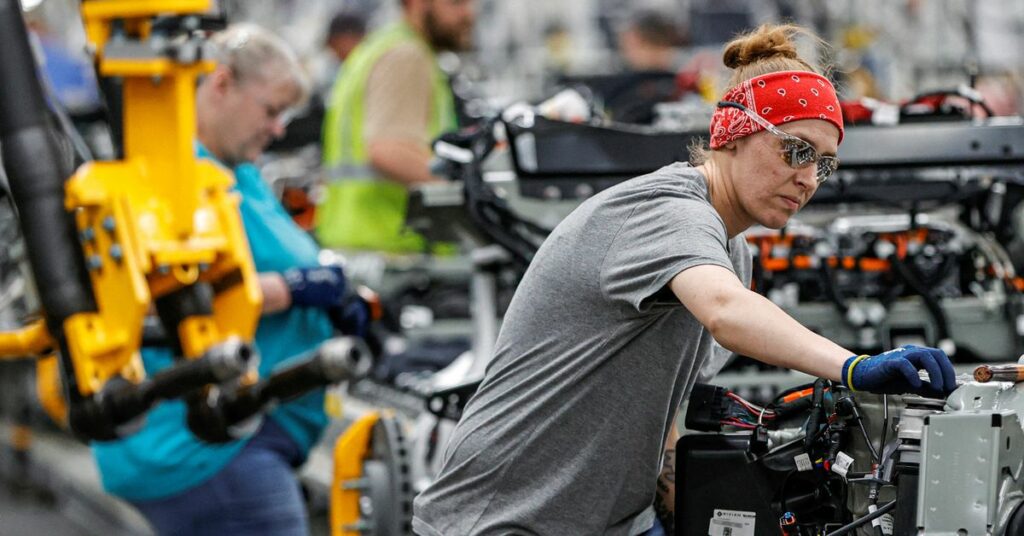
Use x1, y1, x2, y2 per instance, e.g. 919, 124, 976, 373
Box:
91, 146, 334, 501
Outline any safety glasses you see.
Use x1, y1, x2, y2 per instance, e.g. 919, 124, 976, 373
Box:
717, 101, 840, 184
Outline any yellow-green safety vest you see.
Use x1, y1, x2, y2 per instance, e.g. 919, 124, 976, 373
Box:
318, 22, 457, 252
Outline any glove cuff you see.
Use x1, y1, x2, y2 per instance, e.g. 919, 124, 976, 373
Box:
842, 354, 870, 391
282, 267, 301, 287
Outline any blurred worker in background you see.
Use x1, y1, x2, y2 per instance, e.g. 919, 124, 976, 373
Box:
590, 8, 685, 124
316, 0, 476, 253
413, 23, 957, 535
312, 11, 368, 96
92, 23, 372, 536
23, 8, 103, 116
618, 9, 683, 73
326, 12, 367, 64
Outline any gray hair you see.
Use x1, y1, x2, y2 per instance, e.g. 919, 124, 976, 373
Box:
209, 23, 310, 104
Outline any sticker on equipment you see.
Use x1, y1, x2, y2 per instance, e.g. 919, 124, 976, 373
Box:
831, 451, 855, 478
708, 509, 755, 536
868, 504, 894, 535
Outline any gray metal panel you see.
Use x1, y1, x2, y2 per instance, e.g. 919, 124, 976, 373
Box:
838, 119, 1024, 168
918, 411, 1024, 534
784, 296, 1022, 360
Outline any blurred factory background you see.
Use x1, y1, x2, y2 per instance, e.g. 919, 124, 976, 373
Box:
20, 0, 1024, 112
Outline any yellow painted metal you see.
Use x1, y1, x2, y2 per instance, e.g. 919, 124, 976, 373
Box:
331, 412, 381, 536
324, 388, 345, 419
81, 0, 210, 52
0, 319, 52, 359
0, 1, 263, 445
100, 58, 217, 78
82, 0, 209, 19
60, 79, 262, 392
123, 68, 204, 235
36, 354, 68, 428
41, 0, 262, 397
177, 317, 221, 359
0, 0, 260, 424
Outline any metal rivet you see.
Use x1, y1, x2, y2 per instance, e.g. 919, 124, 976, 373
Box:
102, 216, 116, 233
109, 244, 123, 262
87, 255, 103, 271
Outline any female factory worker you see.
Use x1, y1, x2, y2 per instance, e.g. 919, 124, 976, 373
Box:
413, 23, 957, 536
92, 24, 365, 535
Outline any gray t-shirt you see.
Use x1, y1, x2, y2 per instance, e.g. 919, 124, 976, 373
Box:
413, 163, 752, 535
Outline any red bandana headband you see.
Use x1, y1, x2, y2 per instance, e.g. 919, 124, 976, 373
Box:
709, 70, 844, 149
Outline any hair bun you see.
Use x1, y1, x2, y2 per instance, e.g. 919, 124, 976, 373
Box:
723, 24, 801, 69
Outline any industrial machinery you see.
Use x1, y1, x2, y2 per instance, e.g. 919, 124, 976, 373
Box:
0, 0, 366, 443
746, 211, 1024, 359
327, 101, 1024, 534
504, 111, 1024, 361
502, 112, 1024, 535
751, 117, 1024, 361
678, 368, 1024, 536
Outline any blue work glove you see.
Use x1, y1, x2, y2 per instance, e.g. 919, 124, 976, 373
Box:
841, 345, 957, 397
328, 295, 370, 338
328, 286, 384, 357
283, 265, 347, 309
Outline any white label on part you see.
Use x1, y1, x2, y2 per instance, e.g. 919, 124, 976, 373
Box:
867, 505, 894, 534
873, 103, 900, 125
878, 513, 894, 535
793, 453, 813, 472
708, 509, 756, 536
832, 451, 855, 478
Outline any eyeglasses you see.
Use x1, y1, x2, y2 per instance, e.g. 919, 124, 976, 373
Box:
232, 70, 299, 128
717, 101, 839, 184
255, 94, 298, 128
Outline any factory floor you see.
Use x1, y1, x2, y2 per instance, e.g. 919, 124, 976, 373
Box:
0, 422, 153, 536
0, 483, 93, 536
0, 403, 360, 536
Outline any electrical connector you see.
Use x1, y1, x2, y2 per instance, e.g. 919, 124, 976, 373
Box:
685, 383, 731, 432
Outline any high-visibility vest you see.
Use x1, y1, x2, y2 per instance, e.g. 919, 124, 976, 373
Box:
317, 21, 456, 252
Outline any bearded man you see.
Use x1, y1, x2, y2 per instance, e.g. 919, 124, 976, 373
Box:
317, 0, 476, 253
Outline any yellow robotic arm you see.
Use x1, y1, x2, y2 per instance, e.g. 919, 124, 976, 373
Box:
0, 0, 260, 441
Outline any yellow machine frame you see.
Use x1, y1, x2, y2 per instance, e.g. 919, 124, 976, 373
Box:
0, 0, 260, 417
331, 411, 382, 536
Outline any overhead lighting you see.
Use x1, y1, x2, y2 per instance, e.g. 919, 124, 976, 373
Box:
21, 0, 45, 12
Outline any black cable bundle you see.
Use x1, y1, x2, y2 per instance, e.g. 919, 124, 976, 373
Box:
436, 117, 551, 269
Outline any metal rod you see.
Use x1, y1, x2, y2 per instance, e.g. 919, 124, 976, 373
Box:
974, 364, 1024, 383
825, 500, 897, 536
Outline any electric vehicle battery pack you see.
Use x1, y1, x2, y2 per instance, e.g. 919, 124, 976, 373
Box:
676, 433, 845, 536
